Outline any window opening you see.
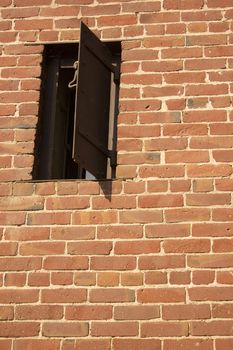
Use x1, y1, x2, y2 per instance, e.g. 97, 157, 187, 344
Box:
33, 22, 120, 181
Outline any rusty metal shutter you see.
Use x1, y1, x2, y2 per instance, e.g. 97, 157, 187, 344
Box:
72, 22, 115, 179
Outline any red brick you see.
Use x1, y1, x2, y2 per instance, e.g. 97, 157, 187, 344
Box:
146, 224, 190, 238
113, 339, 161, 350
46, 196, 90, 210
51, 272, 73, 286
186, 193, 230, 206
4, 227, 49, 241
123, 25, 144, 37
142, 60, 183, 72
145, 138, 187, 151
68, 241, 112, 255
14, 339, 60, 350
66, 305, 112, 320
213, 239, 233, 252
0, 340, 11, 350
27, 212, 71, 225
188, 254, 233, 268
41, 5, 80, 16
41, 288, 87, 303
118, 125, 160, 138
0, 196, 43, 211
193, 179, 213, 192
39, 29, 59, 42
91, 321, 138, 336
122, 49, 159, 62
14, 0, 52, 4
73, 210, 117, 225
4, 272, 26, 287
192, 270, 215, 285
143, 36, 185, 48
213, 208, 233, 221
97, 225, 143, 239
163, 239, 210, 253
139, 165, 185, 178
215, 339, 233, 350
182, 10, 222, 22
207, 0, 232, 7
138, 288, 185, 303
162, 304, 210, 320
141, 321, 188, 337
145, 271, 167, 285
170, 179, 191, 192
75, 272, 96, 286
19, 242, 65, 256
166, 99, 185, 110
91, 256, 136, 270
115, 240, 160, 255
190, 320, 233, 336
15, 305, 63, 320
166, 150, 209, 163
43, 322, 88, 337
0, 257, 41, 271
147, 180, 168, 192
217, 271, 233, 284
15, 19, 52, 30
0, 242, 17, 256
212, 304, 233, 318
117, 152, 160, 165
0, 306, 14, 320
193, 223, 233, 237
123, 181, 145, 194
122, 1, 160, 12
119, 210, 162, 224
28, 272, 50, 286
165, 208, 210, 222
140, 12, 180, 24
187, 164, 232, 177
210, 123, 233, 135
164, 0, 204, 9
169, 271, 191, 284
183, 110, 226, 122
143, 85, 183, 98
138, 194, 183, 208
122, 73, 161, 85
189, 287, 233, 301
164, 339, 213, 350
92, 195, 136, 209
97, 272, 119, 286
0, 289, 38, 304
139, 255, 185, 270
51, 226, 95, 240
162, 47, 202, 59
205, 45, 233, 57
62, 339, 110, 350
114, 305, 159, 320
0, 322, 39, 337
89, 288, 135, 303
118, 139, 142, 152
216, 179, 233, 191
213, 150, 233, 162
44, 256, 88, 270
167, 21, 186, 33
78, 182, 99, 195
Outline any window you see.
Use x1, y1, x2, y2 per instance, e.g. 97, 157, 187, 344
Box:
33, 22, 120, 180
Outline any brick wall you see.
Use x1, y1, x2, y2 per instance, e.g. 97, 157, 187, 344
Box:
0, 0, 233, 349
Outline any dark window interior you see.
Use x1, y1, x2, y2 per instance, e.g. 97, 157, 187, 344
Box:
33, 30, 120, 181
